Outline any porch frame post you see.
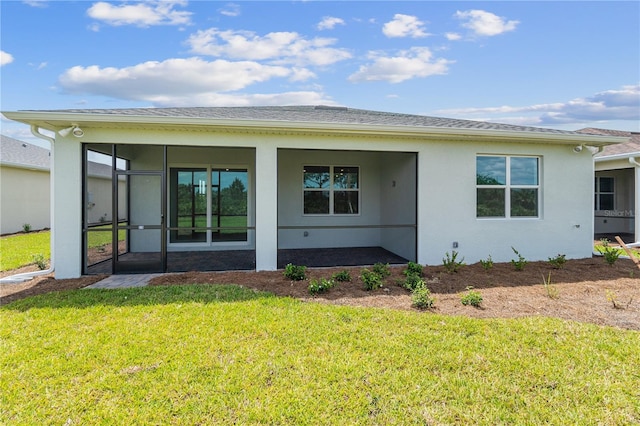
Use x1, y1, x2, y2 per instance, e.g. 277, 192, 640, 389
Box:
255, 145, 278, 270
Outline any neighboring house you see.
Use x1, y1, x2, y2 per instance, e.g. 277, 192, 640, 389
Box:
1, 134, 125, 235
0, 135, 51, 234
578, 128, 640, 245
1, 106, 624, 279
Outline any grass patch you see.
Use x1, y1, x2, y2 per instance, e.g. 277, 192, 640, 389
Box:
2, 284, 639, 424
0, 231, 50, 271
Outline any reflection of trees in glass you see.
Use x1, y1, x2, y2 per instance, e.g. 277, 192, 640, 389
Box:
511, 189, 537, 217
220, 177, 247, 215
333, 167, 358, 189
477, 188, 505, 217
304, 172, 330, 189
476, 174, 503, 186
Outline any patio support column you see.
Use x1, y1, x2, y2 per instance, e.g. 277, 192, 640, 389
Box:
415, 149, 428, 266
53, 137, 82, 278
255, 144, 278, 270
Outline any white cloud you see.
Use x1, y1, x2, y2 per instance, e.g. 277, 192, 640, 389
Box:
1, 51, 14, 66
87, 1, 192, 27
445, 32, 462, 41
455, 9, 519, 37
187, 28, 351, 66
219, 3, 240, 17
58, 57, 307, 102
348, 47, 452, 83
435, 85, 640, 126
22, 0, 48, 7
317, 16, 345, 30
382, 14, 429, 38
150, 91, 336, 108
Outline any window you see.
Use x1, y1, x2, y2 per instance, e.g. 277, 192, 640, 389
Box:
170, 167, 248, 243
594, 176, 614, 210
304, 165, 359, 215
476, 156, 539, 218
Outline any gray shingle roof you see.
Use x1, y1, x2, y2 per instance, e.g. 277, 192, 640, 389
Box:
0, 134, 50, 169
577, 128, 640, 157
27, 105, 584, 136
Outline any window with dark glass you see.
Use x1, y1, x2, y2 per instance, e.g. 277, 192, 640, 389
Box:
594, 177, 614, 210
476, 156, 539, 218
304, 165, 359, 215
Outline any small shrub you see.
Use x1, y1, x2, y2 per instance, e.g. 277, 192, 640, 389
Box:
480, 255, 494, 271
595, 239, 621, 266
511, 247, 527, 271
443, 251, 465, 273
412, 281, 435, 309
372, 262, 391, 278
22, 223, 32, 233
31, 253, 47, 270
402, 273, 423, 291
361, 269, 383, 291
284, 263, 306, 281
404, 261, 423, 277
332, 270, 351, 282
308, 278, 336, 295
548, 254, 567, 269
542, 273, 559, 299
461, 286, 483, 307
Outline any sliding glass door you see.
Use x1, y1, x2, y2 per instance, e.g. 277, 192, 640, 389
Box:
170, 167, 248, 244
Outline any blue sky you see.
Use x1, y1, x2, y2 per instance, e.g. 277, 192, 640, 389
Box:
1, 0, 639, 145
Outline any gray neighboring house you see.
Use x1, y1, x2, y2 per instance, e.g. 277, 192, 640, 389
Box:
578, 128, 640, 245
0, 135, 51, 234
1, 134, 123, 235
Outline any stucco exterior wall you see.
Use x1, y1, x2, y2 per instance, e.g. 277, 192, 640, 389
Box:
0, 166, 50, 234
51, 126, 597, 277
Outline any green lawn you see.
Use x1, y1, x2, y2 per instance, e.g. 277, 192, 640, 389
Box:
0, 231, 50, 271
1, 285, 638, 424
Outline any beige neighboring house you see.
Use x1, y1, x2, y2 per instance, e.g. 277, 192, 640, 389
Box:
578, 128, 640, 245
1, 134, 124, 235
0, 135, 51, 234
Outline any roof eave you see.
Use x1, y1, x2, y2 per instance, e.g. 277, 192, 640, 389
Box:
2, 110, 626, 146
595, 151, 640, 162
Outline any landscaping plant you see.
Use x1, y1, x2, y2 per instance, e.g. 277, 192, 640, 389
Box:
542, 273, 559, 299
402, 273, 423, 291
480, 255, 493, 271
403, 261, 423, 277
548, 254, 567, 269
331, 270, 351, 282
31, 253, 47, 270
443, 250, 465, 273
595, 239, 621, 266
283, 263, 306, 281
372, 262, 391, 278
511, 247, 527, 271
411, 281, 435, 309
360, 268, 383, 290
308, 278, 336, 295
461, 286, 483, 307
22, 223, 32, 233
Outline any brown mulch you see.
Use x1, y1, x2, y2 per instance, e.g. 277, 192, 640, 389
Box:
1, 257, 638, 331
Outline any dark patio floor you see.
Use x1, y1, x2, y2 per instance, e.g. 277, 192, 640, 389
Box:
87, 246, 409, 275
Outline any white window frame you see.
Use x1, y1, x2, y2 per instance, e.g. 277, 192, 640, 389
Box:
476, 155, 541, 219
302, 165, 360, 216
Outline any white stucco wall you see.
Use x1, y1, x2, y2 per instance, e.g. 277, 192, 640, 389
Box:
0, 166, 50, 234
51, 125, 597, 277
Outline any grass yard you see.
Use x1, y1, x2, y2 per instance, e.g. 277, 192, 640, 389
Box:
1, 284, 638, 425
0, 231, 50, 271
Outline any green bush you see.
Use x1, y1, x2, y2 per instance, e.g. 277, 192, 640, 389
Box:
596, 239, 621, 266
411, 281, 435, 309
308, 278, 336, 295
22, 223, 32, 233
443, 251, 465, 273
283, 263, 306, 281
360, 269, 383, 291
332, 270, 351, 282
511, 247, 527, 271
31, 253, 47, 270
372, 262, 391, 278
480, 255, 493, 271
402, 273, 423, 291
403, 261, 423, 277
548, 254, 567, 269
461, 286, 483, 307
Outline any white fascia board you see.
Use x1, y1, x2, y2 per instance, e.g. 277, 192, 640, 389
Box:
2, 110, 627, 146
595, 152, 640, 162
0, 160, 50, 172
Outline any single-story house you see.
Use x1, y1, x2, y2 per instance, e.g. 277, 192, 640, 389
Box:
0, 135, 51, 234
1, 106, 625, 279
578, 128, 640, 245
1, 134, 126, 235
